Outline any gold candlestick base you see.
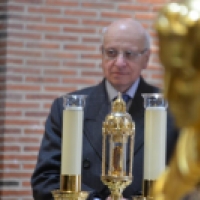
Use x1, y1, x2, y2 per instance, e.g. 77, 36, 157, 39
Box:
143, 179, 154, 199
132, 180, 155, 200
52, 190, 88, 200
101, 175, 132, 200
52, 175, 88, 200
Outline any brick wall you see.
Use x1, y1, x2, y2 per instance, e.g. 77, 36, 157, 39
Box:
1, 0, 169, 199
0, 0, 8, 198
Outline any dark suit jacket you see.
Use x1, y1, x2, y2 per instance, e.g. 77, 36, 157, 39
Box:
31, 78, 178, 200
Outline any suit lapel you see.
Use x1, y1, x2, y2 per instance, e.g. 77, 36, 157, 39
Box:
84, 80, 110, 160
129, 79, 145, 155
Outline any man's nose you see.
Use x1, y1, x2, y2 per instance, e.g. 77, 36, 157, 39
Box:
115, 53, 126, 67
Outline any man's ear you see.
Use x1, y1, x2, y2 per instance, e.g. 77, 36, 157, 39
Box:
143, 49, 151, 69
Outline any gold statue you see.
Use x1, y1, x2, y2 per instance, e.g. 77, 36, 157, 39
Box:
153, 0, 200, 199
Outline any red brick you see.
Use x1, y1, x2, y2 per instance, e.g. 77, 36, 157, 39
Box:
25, 76, 59, 83
7, 40, 24, 48
0, 189, 32, 196
0, 145, 20, 152
101, 12, 132, 18
63, 27, 96, 34
2, 154, 37, 161
23, 146, 39, 152
26, 24, 60, 32
81, 71, 103, 77
64, 44, 96, 51
0, 85, 6, 92
45, 17, 78, 24
152, 73, 164, 79
2, 137, 39, 143
0, 128, 21, 134
3, 119, 40, 126
0, 5, 6, 12
82, 37, 101, 43
0, 24, 6, 30
0, 58, 6, 65
12, 0, 43, 3
151, 46, 159, 54
8, 32, 41, 40
81, 54, 101, 60
136, 0, 167, 2
135, 13, 156, 21
81, 20, 110, 27
6, 67, 40, 75
63, 61, 95, 68
4, 102, 39, 109
28, 6, 61, 14
152, 59, 162, 67
43, 103, 52, 109
26, 59, 60, 67
7, 5, 25, 12
0, 41, 6, 48
7, 50, 42, 57
4, 93, 23, 101
118, 4, 150, 11
45, 34, 78, 41
0, 163, 20, 170
81, 3, 113, 9
44, 52, 77, 59
24, 129, 44, 135
63, 78, 96, 85
64, 9, 96, 17
4, 110, 22, 117
7, 23, 24, 30
6, 85, 40, 91
0, 76, 6, 82
152, 5, 164, 12
9, 14, 43, 22
5, 75, 22, 82
44, 69, 76, 76
45, 0, 78, 7
25, 94, 57, 100
44, 86, 77, 93
22, 181, 31, 188
6, 58, 23, 64
25, 111, 48, 117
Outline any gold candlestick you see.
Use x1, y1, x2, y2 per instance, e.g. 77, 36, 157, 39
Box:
52, 95, 88, 200
101, 93, 135, 200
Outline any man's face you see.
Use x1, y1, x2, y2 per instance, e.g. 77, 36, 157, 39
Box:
101, 27, 149, 92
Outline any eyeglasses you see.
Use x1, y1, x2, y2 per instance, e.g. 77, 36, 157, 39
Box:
102, 47, 148, 61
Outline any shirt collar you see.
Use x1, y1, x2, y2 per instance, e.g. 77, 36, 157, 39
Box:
106, 78, 140, 102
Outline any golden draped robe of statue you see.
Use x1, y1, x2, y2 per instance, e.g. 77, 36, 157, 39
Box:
153, 0, 200, 199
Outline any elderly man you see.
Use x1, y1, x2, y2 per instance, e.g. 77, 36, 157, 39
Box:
31, 18, 178, 200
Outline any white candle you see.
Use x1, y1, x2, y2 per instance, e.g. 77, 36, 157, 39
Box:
144, 107, 167, 180
61, 107, 83, 175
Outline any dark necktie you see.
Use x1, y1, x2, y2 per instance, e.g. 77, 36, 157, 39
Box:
122, 94, 131, 103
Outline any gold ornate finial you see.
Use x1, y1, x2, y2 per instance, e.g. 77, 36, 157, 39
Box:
104, 92, 134, 137
112, 92, 126, 113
